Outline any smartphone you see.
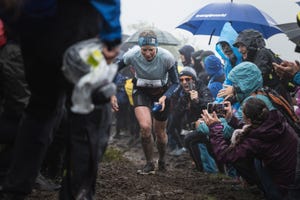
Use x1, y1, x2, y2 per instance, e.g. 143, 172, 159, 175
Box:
207, 103, 226, 117
187, 82, 195, 91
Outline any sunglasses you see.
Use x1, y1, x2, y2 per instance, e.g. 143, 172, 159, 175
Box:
179, 77, 192, 82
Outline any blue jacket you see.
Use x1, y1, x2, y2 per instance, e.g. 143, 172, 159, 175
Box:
294, 72, 300, 86
3, 0, 121, 43
215, 22, 242, 86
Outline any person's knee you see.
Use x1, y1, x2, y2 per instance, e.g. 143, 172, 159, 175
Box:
139, 125, 151, 138
156, 132, 168, 143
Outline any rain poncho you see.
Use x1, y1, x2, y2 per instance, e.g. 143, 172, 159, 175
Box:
215, 22, 242, 86
228, 61, 263, 102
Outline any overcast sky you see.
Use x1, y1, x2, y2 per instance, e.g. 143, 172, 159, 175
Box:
121, 0, 300, 61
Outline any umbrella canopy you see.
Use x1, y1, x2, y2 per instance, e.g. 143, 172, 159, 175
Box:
277, 22, 300, 45
176, 2, 282, 39
124, 28, 180, 46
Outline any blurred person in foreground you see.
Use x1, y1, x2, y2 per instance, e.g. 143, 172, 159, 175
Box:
0, 0, 121, 199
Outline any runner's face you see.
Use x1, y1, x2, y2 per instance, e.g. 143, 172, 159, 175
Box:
141, 46, 157, 61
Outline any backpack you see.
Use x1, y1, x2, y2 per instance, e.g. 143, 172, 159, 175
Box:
255, 86, 300, 136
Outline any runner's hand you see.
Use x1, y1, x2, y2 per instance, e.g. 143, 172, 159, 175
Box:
158, 95, 167, 112
110, 95, 119, 112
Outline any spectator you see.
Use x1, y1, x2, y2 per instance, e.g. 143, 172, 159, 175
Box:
202, 97, 297, 199
233, 29, 293, 103
178, 45, 195, 67
215, 22, 242, 86
205, 61, 299, 199
167, 67, 213, 157
204, 55, 225, 99
191, 50, 209, 85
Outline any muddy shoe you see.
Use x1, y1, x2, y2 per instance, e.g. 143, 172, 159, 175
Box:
137, 162, 155, 175
158, 160, 167, 172
34, 173, 61, 191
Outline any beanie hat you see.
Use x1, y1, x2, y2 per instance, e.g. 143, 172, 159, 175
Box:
204, 55, 222, 76
178, 45, 195, 66
179, 66, 197, 80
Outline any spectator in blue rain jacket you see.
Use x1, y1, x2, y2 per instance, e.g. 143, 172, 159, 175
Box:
204, 55, 225, 99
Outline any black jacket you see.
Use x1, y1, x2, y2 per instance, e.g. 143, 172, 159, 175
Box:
0, 42, 30, 118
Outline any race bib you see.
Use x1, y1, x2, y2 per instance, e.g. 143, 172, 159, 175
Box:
136, 78, 163, 88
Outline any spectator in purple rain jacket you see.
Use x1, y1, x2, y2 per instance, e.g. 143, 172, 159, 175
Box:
202, 97, 298, 200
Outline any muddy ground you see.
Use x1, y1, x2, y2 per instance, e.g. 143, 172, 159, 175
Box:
27, 131, 264, 200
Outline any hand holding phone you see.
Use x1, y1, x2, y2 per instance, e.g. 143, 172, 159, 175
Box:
207, 102, 226, 117
223, 101, 233, 120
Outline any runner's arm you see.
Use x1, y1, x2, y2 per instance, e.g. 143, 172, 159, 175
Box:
163, 64, 180, 99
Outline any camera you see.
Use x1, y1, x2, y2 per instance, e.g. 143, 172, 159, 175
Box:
207, 102, 226, 117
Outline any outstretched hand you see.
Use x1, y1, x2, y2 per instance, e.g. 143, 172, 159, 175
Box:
273, 60, 300, 79
201, 110, 221, 126
217, 85, 234, 99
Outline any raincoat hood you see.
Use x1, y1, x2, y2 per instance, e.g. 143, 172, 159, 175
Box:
248, 110, 287, 141
233, 29, 266, 50
228, 62, 263, 102
179, 45, 195, 66
215, 22, 242, 62
204, 55, 223, 76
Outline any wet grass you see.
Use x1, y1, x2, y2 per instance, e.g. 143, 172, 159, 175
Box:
102, 147, 124, 162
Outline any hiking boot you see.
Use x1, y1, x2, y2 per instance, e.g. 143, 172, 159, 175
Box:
170, 147, 187, 157
34, 173, 61, 191
158, 160, 167, 172
137, 162, 155, 175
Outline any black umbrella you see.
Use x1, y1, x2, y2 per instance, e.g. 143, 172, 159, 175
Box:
277, 22, 300, 45
124, 28, 180, 46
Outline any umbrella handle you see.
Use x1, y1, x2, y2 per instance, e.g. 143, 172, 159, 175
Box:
208, 29, 216, 45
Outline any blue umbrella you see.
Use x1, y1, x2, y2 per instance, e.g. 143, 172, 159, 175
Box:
176, 2, 282, 39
